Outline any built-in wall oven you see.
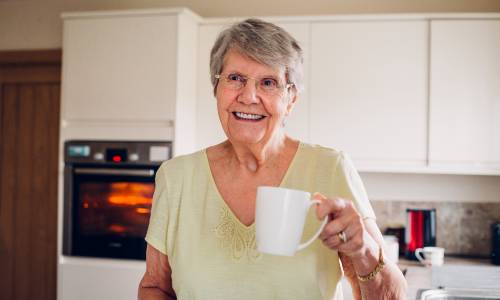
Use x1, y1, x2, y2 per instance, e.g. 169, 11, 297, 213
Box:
63, 140, 172, 260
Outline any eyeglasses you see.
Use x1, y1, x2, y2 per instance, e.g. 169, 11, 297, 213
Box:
215, 73, 294, 96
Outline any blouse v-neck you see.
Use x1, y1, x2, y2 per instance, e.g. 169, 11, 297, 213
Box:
202, 142, 303, 229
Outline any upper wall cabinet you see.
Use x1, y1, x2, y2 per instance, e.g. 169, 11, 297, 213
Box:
310, 21, 429, 170
278, 22, 311, 144
429, 20, 500, 172
61, 9, 199, 155
63, 12, 172, 121
196, 23, 226, 149
195, 21, 310, 150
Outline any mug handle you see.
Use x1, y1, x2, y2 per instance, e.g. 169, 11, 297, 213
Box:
296, 199, 329, 251
415, 248, 425, 264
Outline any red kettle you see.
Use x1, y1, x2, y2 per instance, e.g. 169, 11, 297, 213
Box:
405, 208, 436, 260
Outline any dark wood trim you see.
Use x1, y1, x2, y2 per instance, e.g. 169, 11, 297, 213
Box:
0, 50, 62, 84
0, 65, 61, 83
0, 49, 61, 65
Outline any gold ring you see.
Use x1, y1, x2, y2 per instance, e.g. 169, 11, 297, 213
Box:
338, 231, 347, 243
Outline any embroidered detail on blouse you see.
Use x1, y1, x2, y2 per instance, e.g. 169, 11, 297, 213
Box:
213, 206, 262, 261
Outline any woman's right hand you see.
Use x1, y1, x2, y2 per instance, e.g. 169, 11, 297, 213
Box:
314, 193, 376, 259
138, 245, 176, 300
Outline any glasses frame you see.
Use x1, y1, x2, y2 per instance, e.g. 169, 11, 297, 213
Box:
215, 73, 294, 96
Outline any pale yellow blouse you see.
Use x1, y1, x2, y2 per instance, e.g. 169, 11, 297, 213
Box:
145, 143, 375, 300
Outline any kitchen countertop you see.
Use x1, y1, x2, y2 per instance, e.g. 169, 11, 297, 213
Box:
398, 256, 492, 300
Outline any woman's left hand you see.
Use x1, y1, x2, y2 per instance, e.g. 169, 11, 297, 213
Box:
314, 192, 374, 259
314, 193, 408, 299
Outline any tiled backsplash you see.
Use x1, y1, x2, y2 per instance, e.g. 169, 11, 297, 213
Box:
371, 200, 500, 257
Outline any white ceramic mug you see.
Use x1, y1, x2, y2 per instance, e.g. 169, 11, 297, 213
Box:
255, 186, 328, 256
383, 235, 399, 264
415, 246, 445, 266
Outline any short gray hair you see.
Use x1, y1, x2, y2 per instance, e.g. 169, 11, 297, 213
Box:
210, 18, 304, 95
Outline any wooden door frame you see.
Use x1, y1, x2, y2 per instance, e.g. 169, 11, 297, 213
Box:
0, 49, 62, 300
0, 49, 62, 162
0, 49, 62, 86
0, 49, 62, 155
0, 49, 61, 65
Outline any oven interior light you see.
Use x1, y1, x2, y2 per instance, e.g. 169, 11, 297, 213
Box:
135, 208, 150, 214
108, 195, 151, 206
108, 224, 126, 233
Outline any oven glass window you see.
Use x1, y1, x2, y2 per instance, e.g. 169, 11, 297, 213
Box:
78, 182, 153, 238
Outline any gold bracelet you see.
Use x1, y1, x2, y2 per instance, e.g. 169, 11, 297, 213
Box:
357, 246, 385, 282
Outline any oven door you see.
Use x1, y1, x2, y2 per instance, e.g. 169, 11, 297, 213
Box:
64, 165, 156, 260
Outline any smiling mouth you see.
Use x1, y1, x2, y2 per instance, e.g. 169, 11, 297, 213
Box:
232, 111, 266, 121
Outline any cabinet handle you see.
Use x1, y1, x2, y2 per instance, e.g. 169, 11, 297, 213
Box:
74, 168, 155, 177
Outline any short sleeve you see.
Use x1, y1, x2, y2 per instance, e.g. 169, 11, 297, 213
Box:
332, 151, 376, 220
145, 163, 169, 255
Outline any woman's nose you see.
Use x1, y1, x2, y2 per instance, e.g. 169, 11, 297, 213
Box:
237, 80, 259, 104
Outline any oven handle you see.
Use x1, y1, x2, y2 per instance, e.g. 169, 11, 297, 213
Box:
74, 168, 155, 177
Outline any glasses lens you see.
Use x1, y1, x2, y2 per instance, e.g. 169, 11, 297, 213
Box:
225, 73, 244, 89
259, 78, 279, 94
218, 73, 288, 96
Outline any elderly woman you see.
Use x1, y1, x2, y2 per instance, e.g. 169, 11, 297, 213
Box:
138, 19, 407, 299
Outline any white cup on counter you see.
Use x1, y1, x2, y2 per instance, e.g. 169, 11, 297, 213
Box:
415, 246, 445, 267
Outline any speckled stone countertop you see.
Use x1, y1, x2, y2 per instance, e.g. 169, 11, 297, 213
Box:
398, 256, 492, 300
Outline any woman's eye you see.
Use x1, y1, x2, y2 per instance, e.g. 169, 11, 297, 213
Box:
261, 78, 278, 88
227, 74, 244, 82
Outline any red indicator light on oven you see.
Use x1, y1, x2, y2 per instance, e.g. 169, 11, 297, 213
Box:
112, 155, 122, 162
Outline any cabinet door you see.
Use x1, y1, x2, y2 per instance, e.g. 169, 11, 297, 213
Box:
277, 22, 311, 143
196, 23, 226, 149
62, 15, 177, 122
429, 20, 500, 171
196, 22, 310, 149
310, 21, 428, 170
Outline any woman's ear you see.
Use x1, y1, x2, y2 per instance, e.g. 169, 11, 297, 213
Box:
285, 89, 299, 116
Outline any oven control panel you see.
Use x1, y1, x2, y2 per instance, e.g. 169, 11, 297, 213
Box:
65, 140, 172, 165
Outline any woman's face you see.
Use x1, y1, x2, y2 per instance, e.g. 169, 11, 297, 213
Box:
215, 49, 297, 147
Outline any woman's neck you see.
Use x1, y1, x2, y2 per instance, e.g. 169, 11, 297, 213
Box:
225, 133, 291, 173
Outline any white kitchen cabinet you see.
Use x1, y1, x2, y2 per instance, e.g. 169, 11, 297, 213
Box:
196, 23, 226, 149
429, 20, 500, 172
195, 21, 311, 150
59, 257, 145, 300
310, 21, 429, 170
61, 8, 199, 155
58, 9, 199, 300
279, 22, 311, 144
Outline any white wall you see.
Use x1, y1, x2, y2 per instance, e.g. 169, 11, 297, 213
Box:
2, 0, 500, 50
361, 172, 500, 202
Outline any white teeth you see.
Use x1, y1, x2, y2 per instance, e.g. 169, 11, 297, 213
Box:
234, 112, 264, 120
